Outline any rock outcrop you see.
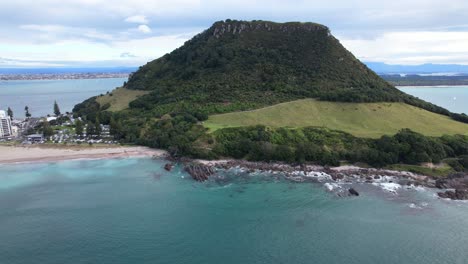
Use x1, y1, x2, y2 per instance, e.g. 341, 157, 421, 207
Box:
438, 189, 468, 200
185, 164, 215, 182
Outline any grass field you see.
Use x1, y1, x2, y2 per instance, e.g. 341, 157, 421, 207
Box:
96, 87, 149, 112
205, 99, 468, 138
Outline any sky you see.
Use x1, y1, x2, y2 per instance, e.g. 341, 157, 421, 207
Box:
1, 0, 468, 68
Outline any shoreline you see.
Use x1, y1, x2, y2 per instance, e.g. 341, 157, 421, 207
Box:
0, 145, 167, 165
189, 159, 468, 199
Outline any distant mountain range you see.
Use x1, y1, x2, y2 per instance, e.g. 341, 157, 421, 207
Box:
365, 62, 468, 75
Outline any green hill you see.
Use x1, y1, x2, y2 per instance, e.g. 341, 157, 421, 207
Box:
205, 99, 468, 138
72, 20, 468, 168
124, 20, 448, 117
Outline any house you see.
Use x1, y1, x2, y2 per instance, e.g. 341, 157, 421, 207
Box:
26, 134, 44, 143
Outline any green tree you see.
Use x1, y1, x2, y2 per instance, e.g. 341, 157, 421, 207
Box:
7, 107, 13, 119
95, 117, 101, 137
86, 121, 96, 136
75, 119, 84, 137
25, 106, 31, 119
109, 116, 123, 140
42, 120, 54, 138
54, 100, 61, 116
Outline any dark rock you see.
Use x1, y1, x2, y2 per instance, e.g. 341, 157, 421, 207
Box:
185, 164, 215, 182
437, 189, 468, 200
374, 175, 381, 179
435, 179, 449, 189
348, 188, 359, 196
164, 163, 174, 171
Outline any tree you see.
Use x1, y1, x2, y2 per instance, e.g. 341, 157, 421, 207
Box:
86, 121, 96, 136
109, 116, 123, 140
54, 100, 61, 116
25, 106, 31, 119
95, 117, 101, 137
75, 119, 84, 137
7, 107, 13, 119
42, 120, 54, 138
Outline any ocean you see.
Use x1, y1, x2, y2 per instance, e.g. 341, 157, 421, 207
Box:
1, 80, 468, 263
0, 78, 126, 117
0, 158, 468, 264
398, 86, 468, 114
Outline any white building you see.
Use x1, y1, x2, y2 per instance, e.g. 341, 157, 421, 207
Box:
0, 110, 13, 139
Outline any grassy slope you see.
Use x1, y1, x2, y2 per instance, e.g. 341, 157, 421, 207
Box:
96, 87, 149, 112
205, 99, 468, 138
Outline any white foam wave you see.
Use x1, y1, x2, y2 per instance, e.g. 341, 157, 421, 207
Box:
373, 182, 401, 194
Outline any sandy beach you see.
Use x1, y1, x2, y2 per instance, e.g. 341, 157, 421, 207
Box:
0, 145, 167, 164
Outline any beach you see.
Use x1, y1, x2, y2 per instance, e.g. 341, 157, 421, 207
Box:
0, 145, 167, 164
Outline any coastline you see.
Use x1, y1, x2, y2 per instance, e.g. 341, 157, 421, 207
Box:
0, 145, 167, 165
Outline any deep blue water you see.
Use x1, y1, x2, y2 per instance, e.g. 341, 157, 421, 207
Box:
0, 78, 126, 117
0, 158, 468, 264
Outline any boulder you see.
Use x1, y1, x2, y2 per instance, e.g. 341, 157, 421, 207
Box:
437, 189, 468, 200
164, 163, 174, 171
348, 188, 359, 196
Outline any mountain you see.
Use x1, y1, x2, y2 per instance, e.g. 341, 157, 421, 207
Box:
73, 20, 468, 166
124, 20, 446, 116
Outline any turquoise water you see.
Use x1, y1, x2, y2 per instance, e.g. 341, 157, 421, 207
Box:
399, 86, 468, 114
1, 158, 468, 264
0, 78, 126, 117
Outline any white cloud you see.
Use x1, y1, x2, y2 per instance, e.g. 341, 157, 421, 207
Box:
3, 0, 468, 67
340, 31, 468, 65
125, 15, 148, 24
137, 25, 152, 34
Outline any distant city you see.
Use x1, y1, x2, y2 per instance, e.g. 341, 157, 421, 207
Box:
0, 67, 136, 81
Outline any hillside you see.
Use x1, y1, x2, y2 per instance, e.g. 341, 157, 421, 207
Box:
72, 20, 468, 167
124, 19, 448, 116
205, 99, 468, 138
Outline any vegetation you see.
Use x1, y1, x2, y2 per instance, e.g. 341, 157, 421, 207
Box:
25, 106, 31, 119
385, 164, 455, 178
95, 87, 149, 112
211, 126, 468, 167
54, 100, 61, 116
382, 74, 468, 87
7, 107, 13, 119
75, 119, 84, 136
72, 20, 468, 172
205, 99, 468, 138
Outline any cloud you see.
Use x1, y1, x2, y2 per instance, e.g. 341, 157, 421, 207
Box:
2, 0, 468, 66
125, 15, 148, 24
340, 31, 468, 65
137, 25, 152, 34
120, 52, 137, 58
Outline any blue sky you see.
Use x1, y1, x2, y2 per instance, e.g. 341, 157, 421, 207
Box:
1, 0, 468, 67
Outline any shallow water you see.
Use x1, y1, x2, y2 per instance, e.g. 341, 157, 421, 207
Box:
0, 78, 126, 117
0, 158, 467, 264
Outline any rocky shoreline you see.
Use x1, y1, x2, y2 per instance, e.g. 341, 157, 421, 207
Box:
167, 159, 468, 200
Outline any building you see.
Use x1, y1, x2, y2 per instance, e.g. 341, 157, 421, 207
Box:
26, 134, 44, 143
0, 110, 13, 139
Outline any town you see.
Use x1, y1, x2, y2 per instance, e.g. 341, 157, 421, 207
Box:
0, 101, 117, 146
